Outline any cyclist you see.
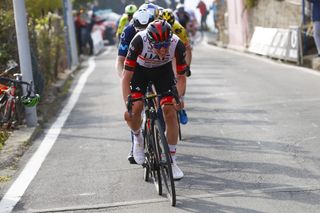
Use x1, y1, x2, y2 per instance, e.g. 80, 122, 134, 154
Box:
160, 8, 191, 124
122, 20, 190, 180
138, 2, 159, 19
160, 8, 192, 67
116, 4, 138, 40
173, 3, 190, 29
116, 9, 154, 77
115, 9, 154, 164
185, 8, 198, 37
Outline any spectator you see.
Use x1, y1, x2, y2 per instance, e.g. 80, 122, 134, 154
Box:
74, 10, 87, 55
210, 0, 218, 32
307, 0, 320, 57
85, 13, 96, 55
214, 0, 226, 41
197, 0, 208, 31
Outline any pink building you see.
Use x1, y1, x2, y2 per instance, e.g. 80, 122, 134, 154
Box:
226, 0, 249, 50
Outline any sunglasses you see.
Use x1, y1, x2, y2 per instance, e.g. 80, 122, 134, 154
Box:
151, 41, 171, 49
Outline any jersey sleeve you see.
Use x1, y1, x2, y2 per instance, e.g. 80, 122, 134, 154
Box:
173, 22, 190, 46
174, 40, 188, 75
118, 25, 134, 57
116, 15, 128, 37
124, 35, 143, 72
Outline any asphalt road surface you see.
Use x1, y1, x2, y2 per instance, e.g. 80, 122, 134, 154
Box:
1, 42, 320, 212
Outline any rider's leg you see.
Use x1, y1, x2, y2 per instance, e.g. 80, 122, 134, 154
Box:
162, 104, 184, 180
162, 104, 179, 146
125, 101, 145, 165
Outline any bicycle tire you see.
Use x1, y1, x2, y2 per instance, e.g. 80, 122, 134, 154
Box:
189, 30, 204, 47
0, 96, 7, 127
12, 96, 24, 128
144, 120, 162, 195
153, 119, 176, 206
177, 112, 182, 141
0, 96, 12, 129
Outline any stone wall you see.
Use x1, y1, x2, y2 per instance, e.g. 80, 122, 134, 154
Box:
247, 0, 301, 38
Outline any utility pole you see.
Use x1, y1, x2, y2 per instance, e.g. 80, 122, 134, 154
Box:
63, 0, 79, 69
12, 0, 38, 126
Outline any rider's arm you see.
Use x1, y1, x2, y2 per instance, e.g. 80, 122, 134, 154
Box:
173, 22, 192, 66
121, 35, 143, 103
116, 15, 128, 37
116, 25, 134, 77
179, 27, 192, 67
174, 40, 188, 97
116, 56, 126, 78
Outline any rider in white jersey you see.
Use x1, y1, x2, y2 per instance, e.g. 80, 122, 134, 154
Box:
122, 20, 190, 180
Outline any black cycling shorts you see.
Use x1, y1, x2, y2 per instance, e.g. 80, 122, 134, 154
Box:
130, 62, 176, 96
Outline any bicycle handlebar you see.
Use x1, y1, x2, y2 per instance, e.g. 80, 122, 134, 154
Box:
0, 76, 34, 97
126, 86, 181, 114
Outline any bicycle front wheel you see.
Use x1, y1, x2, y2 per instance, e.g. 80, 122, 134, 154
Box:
144, 121, 162, 195
153, 119, 176, 206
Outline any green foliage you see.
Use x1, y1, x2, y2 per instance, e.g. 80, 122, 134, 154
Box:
245, 0, 258, 9
0, 8, 17, 69
0, 130, 10, 151
26, 0, 62, 18
0, 175, 11, 183
32, 13, 67, 86
72, 0, 94, 10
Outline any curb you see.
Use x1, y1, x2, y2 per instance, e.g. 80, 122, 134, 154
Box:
0, 126, 39, 170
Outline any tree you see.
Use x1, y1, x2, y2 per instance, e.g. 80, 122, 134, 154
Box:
26, 0, 62, 18
72, 0, 94, 10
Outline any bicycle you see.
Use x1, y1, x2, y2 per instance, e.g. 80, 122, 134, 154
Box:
188, 27, 204, 48
126, 85, 180, 206
0, 61, 40, 129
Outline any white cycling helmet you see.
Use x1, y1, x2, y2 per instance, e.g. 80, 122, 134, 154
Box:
133, 9, 154, 30
139, 3, 159, 19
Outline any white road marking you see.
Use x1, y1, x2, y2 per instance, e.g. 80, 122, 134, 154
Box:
0, 47, 111, 213
29, 185, 320, 212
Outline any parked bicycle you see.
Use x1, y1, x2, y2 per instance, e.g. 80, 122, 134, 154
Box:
126, 84, 180, 206
0, 61, 40, 129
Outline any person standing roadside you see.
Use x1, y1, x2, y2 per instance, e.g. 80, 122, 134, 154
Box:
74, 10, 87, 55
197, 0, 208, 31
307, 0, 320, 57
210, 0, 218, 32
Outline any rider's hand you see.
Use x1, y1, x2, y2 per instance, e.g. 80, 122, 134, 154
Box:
173, 97, 184, 111
124, 110, 133, 121
185, 66, 191, 77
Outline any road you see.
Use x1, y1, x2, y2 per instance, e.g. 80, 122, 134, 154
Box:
1, 42, 320, 212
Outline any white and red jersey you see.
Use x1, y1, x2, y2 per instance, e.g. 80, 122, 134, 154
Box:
124, 30, 187, 75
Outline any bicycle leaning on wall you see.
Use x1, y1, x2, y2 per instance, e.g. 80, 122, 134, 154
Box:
0, 60, 40, 129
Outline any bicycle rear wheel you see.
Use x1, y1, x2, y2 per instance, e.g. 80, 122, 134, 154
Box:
0, 96, 12, 129
144, 120, 162, 195
11, 96, 24, 128
153, 119, 176, 206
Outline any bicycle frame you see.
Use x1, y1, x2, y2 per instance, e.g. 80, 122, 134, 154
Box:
127, 85, 179, 206
0, 81, 21, 127
0, 75, 33, 129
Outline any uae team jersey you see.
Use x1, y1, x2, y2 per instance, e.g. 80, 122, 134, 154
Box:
124, 30, 187, 75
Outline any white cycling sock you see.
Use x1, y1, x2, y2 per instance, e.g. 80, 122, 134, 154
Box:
168, 144, 176, 160
132, 129, 141, 136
